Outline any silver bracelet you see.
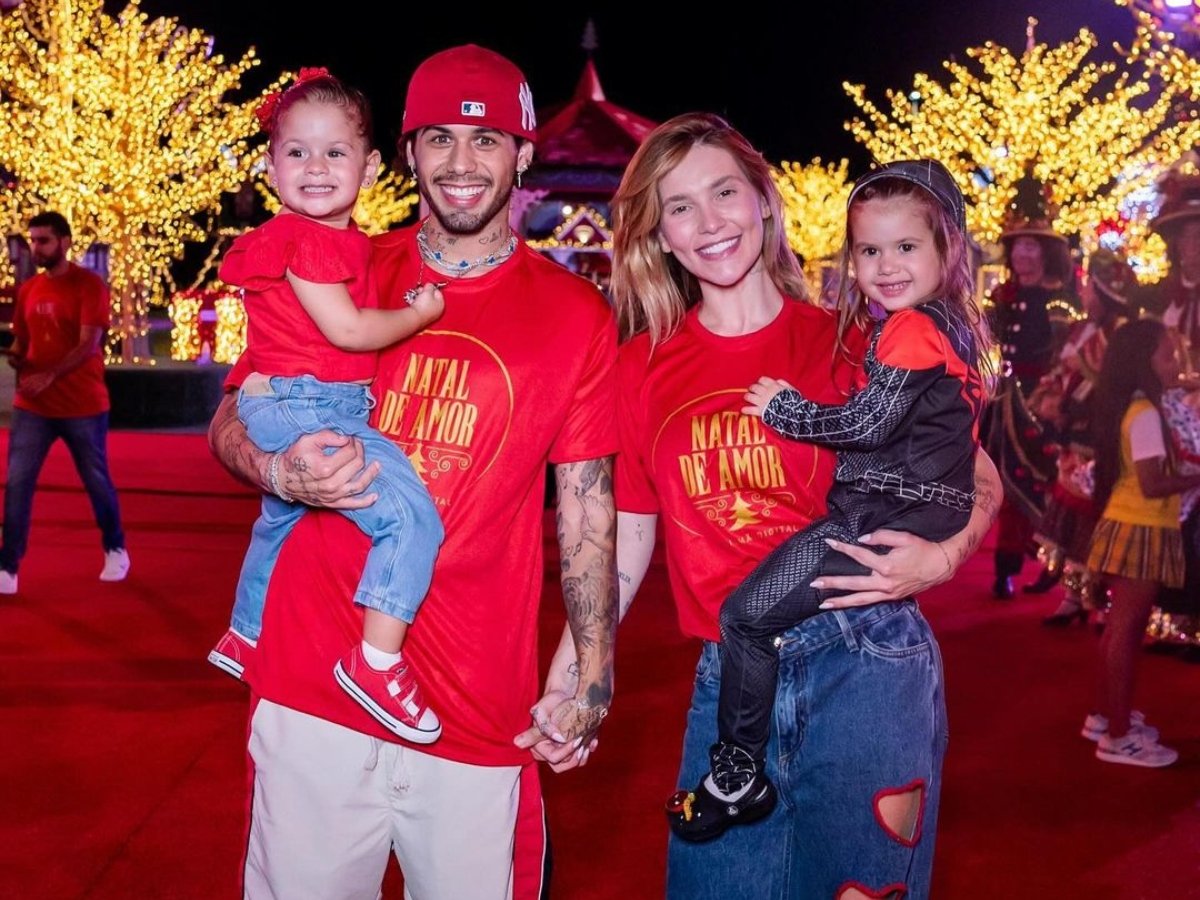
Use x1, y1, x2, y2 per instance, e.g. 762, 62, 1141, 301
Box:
267, 452, 294, 504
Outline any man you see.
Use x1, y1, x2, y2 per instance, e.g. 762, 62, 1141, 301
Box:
983, 175, 1076, 598
209, 46, 617, 899
0, 211, 129, 593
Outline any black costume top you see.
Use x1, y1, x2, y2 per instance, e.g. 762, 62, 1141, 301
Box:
990, 279, 1077, 396
762, 298, 983, 517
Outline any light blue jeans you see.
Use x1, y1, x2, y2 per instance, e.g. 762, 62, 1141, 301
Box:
0, 409, 125, 573
667, 600, 948, 900
230, 374, 443, 641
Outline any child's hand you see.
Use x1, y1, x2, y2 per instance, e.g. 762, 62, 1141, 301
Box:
407, 283, 446, 325
743, 376, 792, 417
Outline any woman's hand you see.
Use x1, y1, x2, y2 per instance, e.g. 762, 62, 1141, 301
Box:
811, 529, 953, 608
513, 689, 600, 773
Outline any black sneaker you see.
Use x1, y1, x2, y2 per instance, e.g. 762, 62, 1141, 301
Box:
665, 742, 777, 842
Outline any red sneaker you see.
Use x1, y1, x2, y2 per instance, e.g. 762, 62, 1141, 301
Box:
334, 646, 442, 743
207, 629, 255, 680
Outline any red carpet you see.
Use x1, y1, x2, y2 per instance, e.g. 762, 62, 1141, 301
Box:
2, 430, 1199, 899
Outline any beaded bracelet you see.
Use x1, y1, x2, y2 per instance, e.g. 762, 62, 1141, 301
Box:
267, 452, 294, 504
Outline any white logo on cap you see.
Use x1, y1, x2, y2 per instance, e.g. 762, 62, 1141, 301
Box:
462, 101, 486, 117
519, 82, 536, 132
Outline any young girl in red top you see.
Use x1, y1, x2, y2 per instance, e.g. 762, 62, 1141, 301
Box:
669, 160, 994, 841
207, 69, 446, 743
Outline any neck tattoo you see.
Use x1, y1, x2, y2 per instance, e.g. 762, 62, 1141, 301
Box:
416, 221, 518, 277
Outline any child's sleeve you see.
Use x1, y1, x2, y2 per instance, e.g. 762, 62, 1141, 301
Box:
218, 216, 362, 291
761, 310, 948, 450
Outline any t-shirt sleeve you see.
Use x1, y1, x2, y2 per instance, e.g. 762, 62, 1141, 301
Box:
614, 343, 659, 514
874, 309, 946, 370
219, 216, 360, 290
547, 301, 618, 464
1129, 406, 1167, 461
80, 272, 110, 330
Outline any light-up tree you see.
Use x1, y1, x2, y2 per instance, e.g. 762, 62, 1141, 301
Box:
773, 158, 852, 291
259, 166, 419, 236
0, 0, 278, 362
843, 11, 1200, 264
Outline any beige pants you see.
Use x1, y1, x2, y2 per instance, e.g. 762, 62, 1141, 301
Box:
244, 700, 520, 900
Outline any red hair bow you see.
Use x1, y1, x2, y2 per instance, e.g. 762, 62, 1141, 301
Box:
255, 66, 333, 131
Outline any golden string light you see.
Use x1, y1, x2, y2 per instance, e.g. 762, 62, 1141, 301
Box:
0, 0, 277, 363
258, 165, 419, 236
772, 158, 853, 283
843, 7, 1200, 262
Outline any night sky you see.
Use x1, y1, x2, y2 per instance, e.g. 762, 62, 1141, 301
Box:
133, 0, 1141, 169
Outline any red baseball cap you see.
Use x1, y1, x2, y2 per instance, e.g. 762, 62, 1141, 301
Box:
402, 45, 537, 142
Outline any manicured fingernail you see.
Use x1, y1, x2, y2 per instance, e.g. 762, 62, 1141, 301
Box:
810, 579, 824, 589
818, 602, 832, 609
824, 538, 838, 547
574, 736, 583, 748
552, 732, 565, 743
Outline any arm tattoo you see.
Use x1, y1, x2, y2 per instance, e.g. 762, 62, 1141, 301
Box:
555, 457, 617, 707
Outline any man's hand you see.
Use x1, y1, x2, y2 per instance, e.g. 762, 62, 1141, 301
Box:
17, 369, 55, 398
278, 431, 381, 509
514, 688, 600, 773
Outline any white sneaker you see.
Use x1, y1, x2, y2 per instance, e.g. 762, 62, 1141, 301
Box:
99, 549, 130, 582
1080, 710, 1158, 743
1096, 731, 1178, 768
0, 570, 17, 594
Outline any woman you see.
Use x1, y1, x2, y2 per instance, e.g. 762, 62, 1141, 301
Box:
1084, 318, 1200, 767
528, 114, 1001, 899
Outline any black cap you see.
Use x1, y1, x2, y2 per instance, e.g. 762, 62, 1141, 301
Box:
848, 159, 967, 234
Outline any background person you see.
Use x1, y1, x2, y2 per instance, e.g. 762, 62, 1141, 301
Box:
0, 211, 129, 593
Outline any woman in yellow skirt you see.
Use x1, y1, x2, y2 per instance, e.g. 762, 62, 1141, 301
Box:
1085, 318, 1200, 767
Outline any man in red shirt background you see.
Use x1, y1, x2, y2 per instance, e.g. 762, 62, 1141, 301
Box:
0, 211, 129, 593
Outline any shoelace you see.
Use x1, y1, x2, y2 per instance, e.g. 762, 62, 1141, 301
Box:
711, 744, 757, 794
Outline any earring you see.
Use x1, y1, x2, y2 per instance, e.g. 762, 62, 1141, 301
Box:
516, 168, 524, 189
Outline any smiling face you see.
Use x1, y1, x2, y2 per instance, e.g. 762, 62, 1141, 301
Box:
406, 125, 533, 236
654, 144, 768, 293
848, 194, 942, 313
266, 99, 380, 228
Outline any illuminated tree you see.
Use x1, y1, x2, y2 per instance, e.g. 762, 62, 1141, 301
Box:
259, 165, 419, 236
0, 0, 278, 362
843, 11, 1200, 258
773, 158, 852, 284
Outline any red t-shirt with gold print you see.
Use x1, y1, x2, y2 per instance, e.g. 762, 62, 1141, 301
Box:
616, 299, 865, 642
240, 225, 618, 767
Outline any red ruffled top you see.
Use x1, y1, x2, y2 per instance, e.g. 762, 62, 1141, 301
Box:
220, 213, 378, 382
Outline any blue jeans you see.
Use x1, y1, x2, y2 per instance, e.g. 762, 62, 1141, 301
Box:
231, 375, 443, 641
0, 409, 125, 573
668, 601, 948, 900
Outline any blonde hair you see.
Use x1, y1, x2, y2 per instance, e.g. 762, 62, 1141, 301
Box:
610, 113, 808, 346
835, 178, 996, 393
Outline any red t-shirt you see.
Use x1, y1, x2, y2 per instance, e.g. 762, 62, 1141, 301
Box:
219, 213, 378, 383
616, 300, 865, 641
13, 263, 110, 418
239, 225, 618, 766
